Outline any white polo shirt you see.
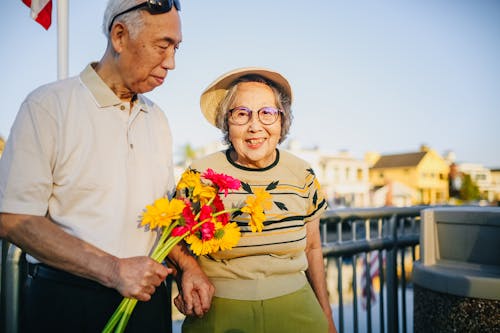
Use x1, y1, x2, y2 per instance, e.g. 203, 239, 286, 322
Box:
0, 63, 175, 261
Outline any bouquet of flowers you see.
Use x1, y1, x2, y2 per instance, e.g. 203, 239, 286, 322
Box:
102, 168, 269, 333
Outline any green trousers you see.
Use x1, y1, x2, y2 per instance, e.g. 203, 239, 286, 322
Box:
182, 283, 328, 333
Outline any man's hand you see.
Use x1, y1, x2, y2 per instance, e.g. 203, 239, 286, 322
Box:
0, 213, 171, 302
109, 256, 172, 302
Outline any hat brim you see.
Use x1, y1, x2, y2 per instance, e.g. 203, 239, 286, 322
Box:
200, 67, 292, 128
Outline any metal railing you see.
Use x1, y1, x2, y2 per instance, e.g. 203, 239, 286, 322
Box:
320, 206, 423, 333
1, 206, 424, 333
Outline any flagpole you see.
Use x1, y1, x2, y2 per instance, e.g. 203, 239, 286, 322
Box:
57, 0, 69, 80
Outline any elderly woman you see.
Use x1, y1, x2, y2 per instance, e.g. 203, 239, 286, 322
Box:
177, 67, 337, 333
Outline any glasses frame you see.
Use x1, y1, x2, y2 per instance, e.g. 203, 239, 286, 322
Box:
228, 106, 283, 126
108, 0, 181, 32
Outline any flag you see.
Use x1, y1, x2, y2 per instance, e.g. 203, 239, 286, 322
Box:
360, 252, 383, 309
22, 0, 52, 30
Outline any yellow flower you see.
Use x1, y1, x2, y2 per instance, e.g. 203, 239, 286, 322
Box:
195, 184, 217, 204
176, 169, 217, 203
177, 170, 202, 192
215, 222, 241, 251
141, 197, 185, 230
254, 188, 273, 209
246, 208, 266, 233
185, 234, 218, 256
240, 188, 272, 232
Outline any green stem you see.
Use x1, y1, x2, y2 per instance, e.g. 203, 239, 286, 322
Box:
151, 235, 185, 263
212, 207, 239, 217
102, 297, 130, 333
151, 221, 178, 259
115, 298, 138, 333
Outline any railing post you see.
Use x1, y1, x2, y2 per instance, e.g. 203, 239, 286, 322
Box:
386, 214, 399, 333
321, 221, 328, 245
352, 222, 359, 333
1, 243, 23, 333
1, 240, 6, 333
336, 220, 344, 333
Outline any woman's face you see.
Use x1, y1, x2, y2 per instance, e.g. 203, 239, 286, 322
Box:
228, 82, 282, 168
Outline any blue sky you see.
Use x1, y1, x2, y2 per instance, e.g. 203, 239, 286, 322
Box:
2, 0, 500, 167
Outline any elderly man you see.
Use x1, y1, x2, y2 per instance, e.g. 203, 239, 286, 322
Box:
0, 1, 213, 332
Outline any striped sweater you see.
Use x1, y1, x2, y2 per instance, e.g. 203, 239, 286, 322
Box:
188, 149, 327, 300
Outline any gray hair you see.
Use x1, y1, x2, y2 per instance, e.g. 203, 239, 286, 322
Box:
103, 0, 145, 39
216, 74, 293, 146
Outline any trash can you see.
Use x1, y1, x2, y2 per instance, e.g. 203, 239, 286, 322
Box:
413, 207, 500, 332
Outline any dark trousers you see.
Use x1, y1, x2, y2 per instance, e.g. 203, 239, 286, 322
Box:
20, 264, 172, 333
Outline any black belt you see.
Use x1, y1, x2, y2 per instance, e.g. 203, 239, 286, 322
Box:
27, 263, 105, 290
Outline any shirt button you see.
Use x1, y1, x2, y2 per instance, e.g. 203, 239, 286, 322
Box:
130, 143, 134, 149
120, 105, 126, 111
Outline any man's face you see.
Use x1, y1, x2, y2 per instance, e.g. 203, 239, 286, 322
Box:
119, 8, 182, 94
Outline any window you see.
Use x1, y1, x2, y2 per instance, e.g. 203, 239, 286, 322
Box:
357, 168, 363, 181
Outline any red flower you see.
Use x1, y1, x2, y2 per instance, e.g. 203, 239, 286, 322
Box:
198, 205, 213, 223
213, 195, 229, 225
197, 205, 215, 240
202, 168, 241, 197
181, 202, 197, 231
200, 221, 215, 241
172, 225, 189, 236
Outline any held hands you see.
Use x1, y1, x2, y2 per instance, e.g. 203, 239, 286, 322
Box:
110, 256, 172, 302
173, 263, 215, 317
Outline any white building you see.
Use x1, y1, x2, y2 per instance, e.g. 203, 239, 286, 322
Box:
285, 140, 371, 208
458, 163, 495, 202
371, 181, 418, 207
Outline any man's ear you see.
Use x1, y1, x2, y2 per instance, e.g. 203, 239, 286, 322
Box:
110, 23, 128, 54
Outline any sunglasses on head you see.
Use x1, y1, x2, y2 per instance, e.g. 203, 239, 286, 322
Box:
108, 0, 181, 32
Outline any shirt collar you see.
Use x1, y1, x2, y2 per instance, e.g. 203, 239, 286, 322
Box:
79, 63, 148, 113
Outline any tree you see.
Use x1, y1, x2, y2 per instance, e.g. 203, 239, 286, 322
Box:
459, 173, 481, 202
179, 143, 197, 166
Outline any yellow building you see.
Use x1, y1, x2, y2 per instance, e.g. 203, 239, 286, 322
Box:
490, 169, 500, 204
368, 146, 449, 205
0, 136, 5, 158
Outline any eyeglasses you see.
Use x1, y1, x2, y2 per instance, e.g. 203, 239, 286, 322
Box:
108, 0, 181, 32
228, 106, 282, 126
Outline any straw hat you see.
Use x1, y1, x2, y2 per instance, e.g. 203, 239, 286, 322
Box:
200, 67, 293, 128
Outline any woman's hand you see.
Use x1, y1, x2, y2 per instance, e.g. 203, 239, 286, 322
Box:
168, 244, 215, 317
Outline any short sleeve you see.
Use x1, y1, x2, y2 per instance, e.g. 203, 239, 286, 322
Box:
304, 168, 328, 223
0, 97, 56, 215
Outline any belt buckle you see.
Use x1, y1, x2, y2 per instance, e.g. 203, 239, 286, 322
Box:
27, 263, 39, 277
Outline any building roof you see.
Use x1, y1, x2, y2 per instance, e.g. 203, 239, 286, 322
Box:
371, 152, 427, 169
